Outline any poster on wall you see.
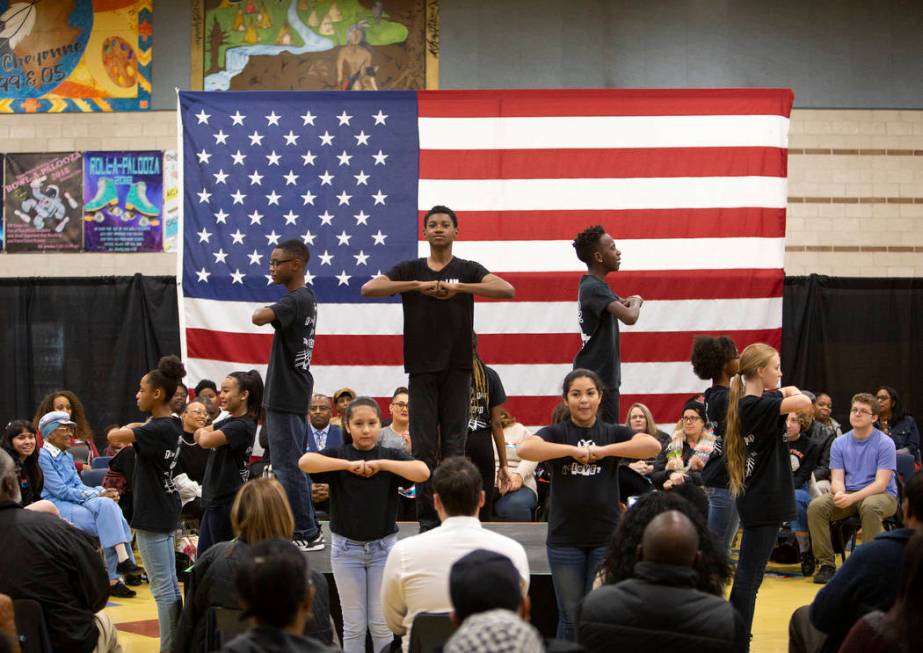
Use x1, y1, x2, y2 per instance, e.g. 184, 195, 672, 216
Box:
162, 149, 179, 252
83, 151, 163, 252
0, 0, 153, 113
3, 152, 83, 252
200, 0, 427, 91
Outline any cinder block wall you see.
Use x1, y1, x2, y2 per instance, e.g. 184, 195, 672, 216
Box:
0, 109, 921, 277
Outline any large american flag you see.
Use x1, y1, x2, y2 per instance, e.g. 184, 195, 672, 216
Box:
178, 89, 792, 428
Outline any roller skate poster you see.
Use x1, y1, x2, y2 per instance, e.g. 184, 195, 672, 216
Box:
3, 152, 83, 252
0, 0, 152, 113
83, 151, 163, 252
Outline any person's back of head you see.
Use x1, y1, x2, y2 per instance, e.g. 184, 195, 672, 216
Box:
638, 510, 699, 568
444, 609, 544, 653
236, 539, 313, 631
449, 550, 525, 625
0, 449, 19, 504
903, 469, 923, 529
231, 477, 294, 544
433, 457, 483, 518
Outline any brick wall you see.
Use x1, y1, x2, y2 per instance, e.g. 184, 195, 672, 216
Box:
0, 108, 921, 277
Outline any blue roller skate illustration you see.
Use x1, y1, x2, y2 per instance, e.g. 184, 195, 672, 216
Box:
126, 181, 160, 217
85, 178, 118, 212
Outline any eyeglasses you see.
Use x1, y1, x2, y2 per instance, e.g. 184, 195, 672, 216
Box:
681, 416, 702, 423
392, 402, 408, 409
850, 408, 874, 416
269, 258, 294, 267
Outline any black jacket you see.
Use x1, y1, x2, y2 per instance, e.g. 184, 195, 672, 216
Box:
578, 561, 746, 653
809, 421, 837, 482
174, 540, 334, 653
0, 500, 110, 653
651, 440, 705, 489
221, 627, 338, 653
788, 432, 824, 489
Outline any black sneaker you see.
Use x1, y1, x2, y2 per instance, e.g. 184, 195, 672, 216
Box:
294, 533, 325, 552
124, 573, 144, 586
813, 564, 836, 584
800, 551, 816, 577
117, 560, 142, 575
109, 581, 137, 598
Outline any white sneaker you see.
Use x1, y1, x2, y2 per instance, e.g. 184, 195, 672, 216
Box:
294, 533, 325, 552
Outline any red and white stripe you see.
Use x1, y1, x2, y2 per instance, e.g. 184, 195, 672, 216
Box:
185, 88, 792, 428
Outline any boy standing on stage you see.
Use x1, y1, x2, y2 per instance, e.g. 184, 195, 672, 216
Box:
572, 225, 643, 424
362, 205, 515, 530
252, 239, 323, 551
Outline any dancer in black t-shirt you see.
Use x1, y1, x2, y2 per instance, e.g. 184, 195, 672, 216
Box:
723, 343, 811, 648
361, 205, 514, 530
518, 369, 661, 641
571, 226, 643, 424
195, 370, 262, 555
108, 355, 187, 652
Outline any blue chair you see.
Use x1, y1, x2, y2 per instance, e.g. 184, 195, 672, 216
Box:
91, 456, 112, 469
80, 468, 107, 487
896, 453, 916, 483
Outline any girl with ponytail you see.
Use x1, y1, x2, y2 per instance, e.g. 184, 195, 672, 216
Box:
723, 343, 811, 647
108, 354, 187, 652
194, 370, 264, 555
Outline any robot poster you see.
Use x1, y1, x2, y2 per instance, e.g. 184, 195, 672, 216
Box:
83, 151, 163, 252
3, 152, 84, 252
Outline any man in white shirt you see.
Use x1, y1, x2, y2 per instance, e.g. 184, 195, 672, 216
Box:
380, 457, 530, 650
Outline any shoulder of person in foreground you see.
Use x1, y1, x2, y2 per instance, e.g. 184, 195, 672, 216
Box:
220, 627, 339, 653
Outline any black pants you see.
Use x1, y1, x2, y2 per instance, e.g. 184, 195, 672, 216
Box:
197, 503, 234, 556
409, 368, 472, 527
729, 522, 781, 648
465, 428, 495, 521
600, 388, 620, 424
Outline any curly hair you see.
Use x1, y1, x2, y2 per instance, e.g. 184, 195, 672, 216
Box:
597, 491, 730, 595
147, 355, 187, 404
572, 225, 606, 264
33, 390, 95, 443
691, 335, 739, 382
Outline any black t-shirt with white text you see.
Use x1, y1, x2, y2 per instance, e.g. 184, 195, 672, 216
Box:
202, 415, 256, 509
468, 365, 507, 432
311, 444, 414, 541
736, 391, 795, 526
263, 286, 317, 414
701, 385, 731, 488
131, 416, 183, 533
385, 257, 490, 374
537, 419, 633, 547
573, 275, 620, 393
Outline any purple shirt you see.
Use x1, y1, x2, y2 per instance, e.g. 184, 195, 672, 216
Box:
831, 428, 898, 496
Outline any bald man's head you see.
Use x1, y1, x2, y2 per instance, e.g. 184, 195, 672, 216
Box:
639, 510, 699, 567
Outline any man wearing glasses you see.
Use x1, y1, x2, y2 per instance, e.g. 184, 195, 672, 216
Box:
806, 392, 898, 584
252, 240, 324, 551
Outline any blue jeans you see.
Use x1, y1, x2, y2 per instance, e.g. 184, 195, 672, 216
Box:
330, 532, 397, 653
494, 487, 537, 521
546, 544, 607, 641
729, 523, 780, 647
136, 529, 182, 652
265, 409, 318, 540
66, 496, 135, 581
792, 488, 811, 532
706, 486, 740, 552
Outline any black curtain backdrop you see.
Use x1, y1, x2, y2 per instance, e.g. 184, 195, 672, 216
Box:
0, 275, 180, 451
782, 275, 923, 429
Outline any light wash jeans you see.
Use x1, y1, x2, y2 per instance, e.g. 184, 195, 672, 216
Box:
330, 531, 397, 653
136, 529, 182, 652
63, 496, 135, 581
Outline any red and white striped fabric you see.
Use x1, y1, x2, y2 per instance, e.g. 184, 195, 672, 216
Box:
184, 88, 792, 429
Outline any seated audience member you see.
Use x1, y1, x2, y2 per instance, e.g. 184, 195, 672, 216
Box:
619, 403, 668, 499
0, 449, 121, 653
37, 411, 140, 597
1, 420, 57, 514
837, 532, 923, 653
33, 390, 99, 469
175, 478, 335, 652
331, 387, 356, 428
379, 387, 411, 451
874, 385, 920, 462
220, 539, 338, 653
807, 393, 898, 584
103, 429, 137, 523
651, 401, 715, 490
625, 402, 672, 446
578, 510, 745, 652
786, 411, 825, 573
306, 394, 343, 452
381, 457, 530, 652
444, 549, 544, 653
171, 382, 189, 416
492, 409, 539, 521
180, 401, 211, 485
788, 469, 923, 653
195, 379, 219, 405
597, 490, 730, 595
814, 393, 841, 438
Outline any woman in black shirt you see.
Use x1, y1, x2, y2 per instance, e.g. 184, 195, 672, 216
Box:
109, 355, 187, 653
517, 369, 661, 641
724, 343, 811, 647
299, 397, 429, 653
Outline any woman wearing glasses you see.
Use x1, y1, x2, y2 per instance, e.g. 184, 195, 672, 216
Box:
651, 401, 715, 490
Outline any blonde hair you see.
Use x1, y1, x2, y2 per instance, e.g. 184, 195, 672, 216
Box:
624, 402, 658, 437
231, 478, 294, 543
725, 343, 778, 496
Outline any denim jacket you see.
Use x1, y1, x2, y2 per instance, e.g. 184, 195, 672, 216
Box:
38, 444, 101, 505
